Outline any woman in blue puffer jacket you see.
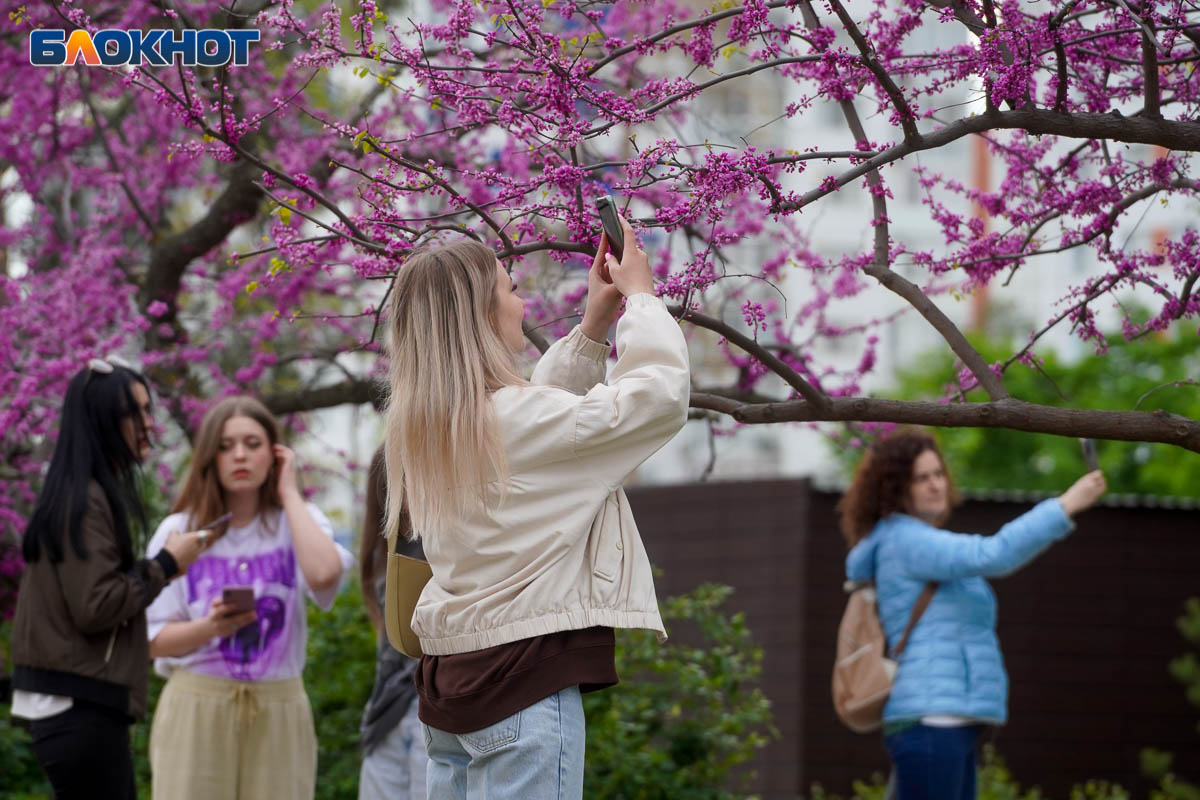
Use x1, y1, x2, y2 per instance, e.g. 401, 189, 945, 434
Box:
838, 429, 1107, 800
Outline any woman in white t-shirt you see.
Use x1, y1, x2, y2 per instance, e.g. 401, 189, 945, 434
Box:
144, 395, 353, 800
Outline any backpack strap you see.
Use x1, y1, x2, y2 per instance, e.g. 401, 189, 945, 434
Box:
891, 582, 937, 658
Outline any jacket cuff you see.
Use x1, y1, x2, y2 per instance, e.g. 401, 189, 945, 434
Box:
1037, 498, 1075, 538
564, 325, 611, 363
153, 549, 179, 581
625, 293, 663, 311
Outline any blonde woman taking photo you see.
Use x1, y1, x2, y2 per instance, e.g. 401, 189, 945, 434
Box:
385, 215, 690, 799
143, 396, 353, 800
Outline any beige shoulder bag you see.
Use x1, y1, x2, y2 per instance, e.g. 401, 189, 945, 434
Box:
384, 527, 433, 659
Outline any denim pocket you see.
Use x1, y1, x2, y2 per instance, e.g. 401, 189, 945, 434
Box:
460, 710, 522, 753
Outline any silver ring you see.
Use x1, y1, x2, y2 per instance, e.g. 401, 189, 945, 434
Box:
197, 531, 209, 547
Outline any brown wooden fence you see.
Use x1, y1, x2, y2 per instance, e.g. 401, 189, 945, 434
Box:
626, 479, 1200, 799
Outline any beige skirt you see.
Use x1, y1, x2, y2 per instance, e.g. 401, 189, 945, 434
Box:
149, 670, 316, 800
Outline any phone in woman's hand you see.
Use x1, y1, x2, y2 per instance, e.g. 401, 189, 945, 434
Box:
595, 195, 625, 263
222, 587, 255, 615
1079, 438, 1099, 471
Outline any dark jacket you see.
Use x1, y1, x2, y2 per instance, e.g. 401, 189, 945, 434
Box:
11, 481, 176, 720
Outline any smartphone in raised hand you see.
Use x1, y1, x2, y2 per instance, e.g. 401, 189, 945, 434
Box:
595, 195, 625, 263
1079, 437, 1099, 472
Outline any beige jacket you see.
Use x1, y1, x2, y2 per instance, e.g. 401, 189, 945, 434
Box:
414, 293, 691, 655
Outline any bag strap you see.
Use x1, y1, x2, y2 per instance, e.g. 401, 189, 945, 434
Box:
891, 582, 937, 658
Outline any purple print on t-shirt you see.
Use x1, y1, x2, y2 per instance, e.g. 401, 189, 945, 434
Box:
185, 546, 298, 680
185, 548, 297, 602
219, 595, 287, 679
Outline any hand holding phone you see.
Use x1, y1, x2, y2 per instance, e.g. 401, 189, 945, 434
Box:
1059, 466, 1107, 517
1079, 438, 1099, 472
209, 592, 257, 638
595, 196, 625, 266
222, 587, 255, 615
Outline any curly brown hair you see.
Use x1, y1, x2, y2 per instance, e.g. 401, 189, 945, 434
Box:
835, 429, 959, 548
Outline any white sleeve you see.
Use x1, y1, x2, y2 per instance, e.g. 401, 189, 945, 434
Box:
299, 504, 355, 611
571, 294, 691, 489
530, 325, 610, 395
145, 514, 193, 641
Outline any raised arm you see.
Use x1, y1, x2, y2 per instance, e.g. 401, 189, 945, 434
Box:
59, 492, 192, 635
275, 444, 345, 596
530, 234, 623, 395
896, 470, 1106, 581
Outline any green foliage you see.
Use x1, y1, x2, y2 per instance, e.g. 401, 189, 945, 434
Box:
131, 674, 164, 800
1170, 598, 1200, 712
803, 746, 1132, 799
0, 703, 51, 799
303, 579, 379, 800
876, 324, 1200, 496
1140, 598, 1200, 800
581, 582, 775, 800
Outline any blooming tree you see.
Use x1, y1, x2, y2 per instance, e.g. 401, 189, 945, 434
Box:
3, 0, 1200, 534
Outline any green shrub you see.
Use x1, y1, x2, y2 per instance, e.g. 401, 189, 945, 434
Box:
582, 582, 776, 800
0, 703, 51, 799
1141, 597, 1200, 800
303, 579, 379, 800
804, 746, 1133, 800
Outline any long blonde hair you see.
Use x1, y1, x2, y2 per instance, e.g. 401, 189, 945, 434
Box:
172, 395, 284, 541
384, 240, 525, 540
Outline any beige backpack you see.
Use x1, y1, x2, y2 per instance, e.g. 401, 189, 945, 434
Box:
831, 581, 936, 733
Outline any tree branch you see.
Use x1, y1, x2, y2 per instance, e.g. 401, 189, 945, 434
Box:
263, 378, 386, 416
139, 160, 262, 341
584, 55, 822, 137
1112, 0, 1171, 55
585, 0, 794, 76
801, 0, 1007, 402
79, 73, 155, 234
668, 304, 829, 409
1142, 18, 1162, 119
826, 0, 918, 141
689, 394, 1200, 452
774, 109, 1200, 214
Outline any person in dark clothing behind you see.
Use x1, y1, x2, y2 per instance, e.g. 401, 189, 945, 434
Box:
358, 448, 427, 800
10, 357, 207, 799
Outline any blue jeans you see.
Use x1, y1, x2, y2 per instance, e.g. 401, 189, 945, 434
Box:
423, 685, 585, 800
883, 723, 983, 800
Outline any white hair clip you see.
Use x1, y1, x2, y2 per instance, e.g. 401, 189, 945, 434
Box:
86, 354, 134, 374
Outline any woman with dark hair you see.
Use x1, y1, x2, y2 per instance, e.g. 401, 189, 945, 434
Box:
10, 357, 207, 799
357, 447, 426, 800
144, 395, 352, 800
837, 429, 1107, 800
